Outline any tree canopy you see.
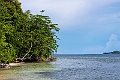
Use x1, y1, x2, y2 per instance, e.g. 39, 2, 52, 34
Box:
0, 0, 60, 64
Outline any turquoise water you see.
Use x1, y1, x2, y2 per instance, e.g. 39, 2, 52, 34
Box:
0, 54, 120, 80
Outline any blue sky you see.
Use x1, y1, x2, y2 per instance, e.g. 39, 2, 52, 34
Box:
19, 0, 120, 54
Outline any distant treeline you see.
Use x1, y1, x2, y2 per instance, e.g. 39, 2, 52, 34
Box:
0, 0, 60, 64
103, 51, 120, 54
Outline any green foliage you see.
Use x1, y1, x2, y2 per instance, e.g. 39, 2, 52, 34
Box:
0, 42, 16, 63
0, 23, 16, 63
26, 14, 60, 59
0, 0, 60, 63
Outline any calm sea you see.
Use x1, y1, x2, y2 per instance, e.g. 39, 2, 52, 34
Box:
0, 54, 120, 80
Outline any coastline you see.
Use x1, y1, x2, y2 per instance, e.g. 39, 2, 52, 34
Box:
0, 54, 120, 80
0, 57, 56, 69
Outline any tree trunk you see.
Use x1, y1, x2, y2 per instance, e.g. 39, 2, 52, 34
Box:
22, 42, 32, 60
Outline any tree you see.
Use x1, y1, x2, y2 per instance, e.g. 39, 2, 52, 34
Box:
17, 11, 60, 61
0, 24, 16, 64
0, 0, 60, 64
0, 0, 17, 63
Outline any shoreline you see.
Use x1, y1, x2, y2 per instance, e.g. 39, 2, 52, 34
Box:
0, 57, 56, 69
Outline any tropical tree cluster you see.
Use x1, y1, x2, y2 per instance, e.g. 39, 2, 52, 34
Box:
0, 0, 60, 64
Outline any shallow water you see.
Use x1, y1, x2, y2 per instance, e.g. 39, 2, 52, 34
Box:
0, 54, 120, 80
0, 62, 57, 80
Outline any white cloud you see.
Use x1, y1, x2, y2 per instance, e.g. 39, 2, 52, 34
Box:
19, 0, 120, 29
19, 0, 90, 26
82, 34, 120, 53
105, 34, 120, 52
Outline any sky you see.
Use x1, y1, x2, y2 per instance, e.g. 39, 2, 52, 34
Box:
19, 0, 120, 54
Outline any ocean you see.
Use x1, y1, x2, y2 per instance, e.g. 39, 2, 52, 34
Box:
0, 54, 120, 80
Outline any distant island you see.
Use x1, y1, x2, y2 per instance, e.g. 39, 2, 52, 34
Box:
103, 51, 120, 54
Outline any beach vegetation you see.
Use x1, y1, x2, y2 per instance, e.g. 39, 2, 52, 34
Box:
0, 0, 59, 67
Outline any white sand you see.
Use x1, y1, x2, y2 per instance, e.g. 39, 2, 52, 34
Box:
9, 62, 24, 67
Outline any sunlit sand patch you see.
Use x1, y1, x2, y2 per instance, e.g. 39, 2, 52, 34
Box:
9, 62, 24, 67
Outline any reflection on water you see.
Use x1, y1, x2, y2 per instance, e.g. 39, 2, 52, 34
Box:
0, 54, 120, 80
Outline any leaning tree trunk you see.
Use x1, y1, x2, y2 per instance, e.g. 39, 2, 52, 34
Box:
22, 42, 33, 61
